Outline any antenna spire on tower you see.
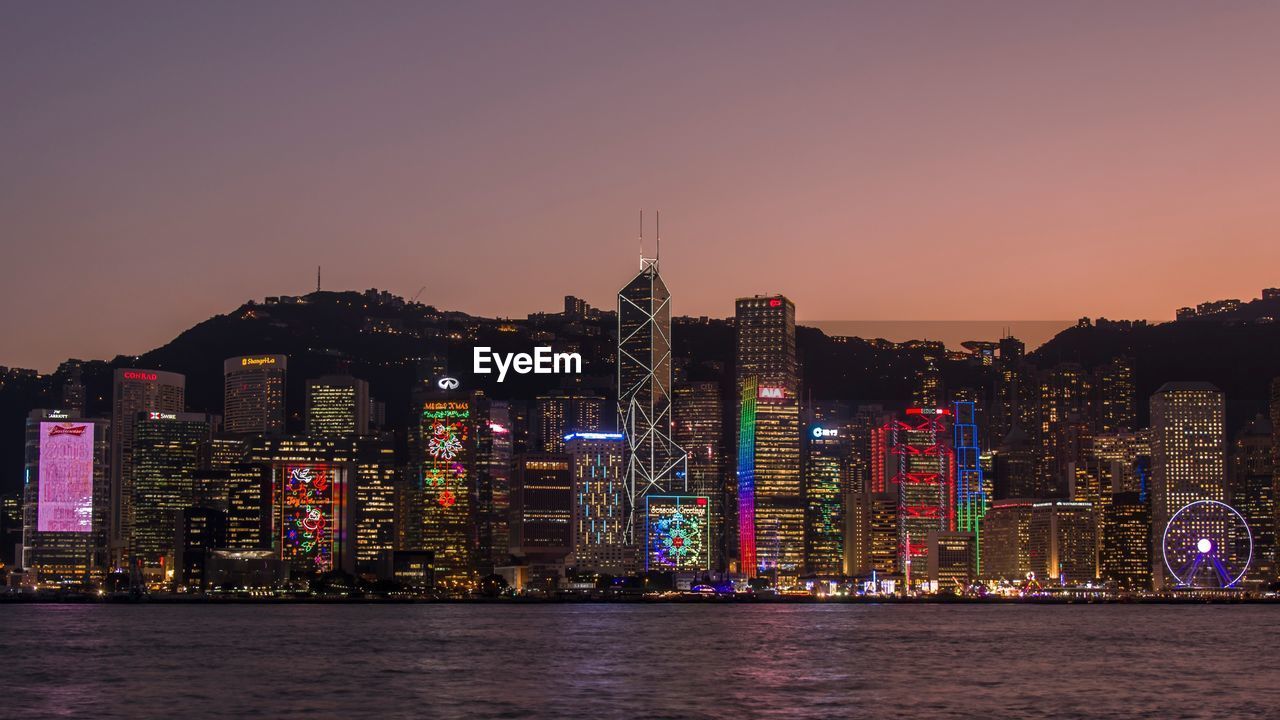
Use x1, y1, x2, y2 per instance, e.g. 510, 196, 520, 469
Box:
655, 210, 660, 269
317, 265, 321, 293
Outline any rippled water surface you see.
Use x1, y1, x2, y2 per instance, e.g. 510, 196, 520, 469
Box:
6, 603, 1279, 718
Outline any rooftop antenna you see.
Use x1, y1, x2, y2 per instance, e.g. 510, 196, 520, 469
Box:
317, 266, 321, 293
639, 209, 644, 269
655, 210, 660, 269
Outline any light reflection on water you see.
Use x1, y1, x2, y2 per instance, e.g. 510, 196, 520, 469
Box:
5, 603, 1279, 719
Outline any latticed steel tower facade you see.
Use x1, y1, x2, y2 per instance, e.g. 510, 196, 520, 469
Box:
889, 408, 955, 580
618, 257, 686, 546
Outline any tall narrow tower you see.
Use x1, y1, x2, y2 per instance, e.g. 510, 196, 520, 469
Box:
617, 216, 686, 547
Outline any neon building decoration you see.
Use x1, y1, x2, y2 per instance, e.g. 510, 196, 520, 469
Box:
422, 401, 471, 508
37, 422, 95, 533
737, 378, 758, 578
953, 401, 988, 571
617, 230, 687, 546
280, 465, 342, 573
888, 408, 955, 582
646, 495, 711, 571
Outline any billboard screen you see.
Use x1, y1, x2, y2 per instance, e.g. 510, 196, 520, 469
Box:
37, 422, 95, 533
646, 495, 711, 571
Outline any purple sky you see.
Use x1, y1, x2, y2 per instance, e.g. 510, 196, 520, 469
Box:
4, 2, 1280, 371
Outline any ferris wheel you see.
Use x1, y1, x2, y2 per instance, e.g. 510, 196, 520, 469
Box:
1162, 500, 1252, 589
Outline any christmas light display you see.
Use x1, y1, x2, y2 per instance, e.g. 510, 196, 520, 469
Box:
281, 465, 335, 572
646, 495, 711, 571
422, 401, 471, 507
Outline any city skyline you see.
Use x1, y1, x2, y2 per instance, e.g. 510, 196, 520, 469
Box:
7, 3, 1280, 370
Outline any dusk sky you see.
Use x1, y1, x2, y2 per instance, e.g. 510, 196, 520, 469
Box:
4, 2, 1280, 371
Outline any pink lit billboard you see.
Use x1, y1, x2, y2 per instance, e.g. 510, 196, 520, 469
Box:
38, 422, 95, 533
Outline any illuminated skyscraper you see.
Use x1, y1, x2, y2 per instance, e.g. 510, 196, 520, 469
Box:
803, 422, 851, 575
353, 439, 398, 574
926, 531, 975, 589
618, 252, 686, 548
953, 400, 989, 572
511, 454, 575, 563
980, 499, 1034, 581
884, 408, 955, 589
844, 489, 898, 577
1149, 382, 1226, 588
1095, 356, 1136, 434
242, 435, 357, 576
1036, 363, 1093, 498
475, 396, 513, 575
1229, 415, 1274, 583
306, 375, 369, 436
1027, 500, 1097, 583
406, 384, 476, 587
735, 295, 801, 581
22, 410, 110, 582
566, 432, 629, 573
132, 411, 213, 575
223, 465, 273, 549
223, 355, 287, 436
673, 380, 727, 570
912, 362, 944, 408
111, 368, 185, 560
533, 389, 607, 452
1101, 491, 1151, 590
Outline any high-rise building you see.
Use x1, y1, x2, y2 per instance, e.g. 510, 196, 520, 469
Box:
953, 400, 989, 573
352, 439, 398, 574
912, 363, 944, 408
926, 531, 975, 590
979, 499, 1034, 581
645, 494, 712, 572
735, 294, 797, 385
1036, 363, 1093, 498
22, 410, 110, 583
57, 360, 87, 417
474, 396, 513, 575
242, 435, 357, 576
1101, 491, 1151, 590
131, 411, 213, 576
223, 465, 273, 549
1229, 415, 1275, 583
566, 432, 629, 573
618, 256, 686, 548
532, 390, 607, 452
306, 375, 370, 436
737, 378, 803, 580
404, 385, 475, 587
844, 490, 898, 577
111, 368, 185, 560
511, 454, 575, 563
1149, 382, 1226, 588
990, 337, 1029, 445
201, 434, 245, 471
1028, 500, 1097, 583
1095, 356, 1136, 434
803, 422, 850, 575
672, 380, 727, 570
882, 408, 955, 589
174, 507, 227, 590
735, 295, 800, 582
223, 355, 287, 436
